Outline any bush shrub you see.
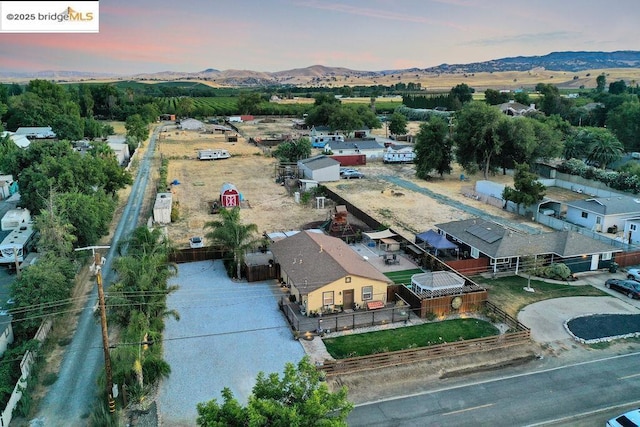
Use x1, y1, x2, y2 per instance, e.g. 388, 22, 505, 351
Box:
538, 263, 572, 280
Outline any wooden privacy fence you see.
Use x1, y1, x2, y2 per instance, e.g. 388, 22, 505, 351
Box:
319, 330, 531, 376
281, 299, 410, 334
169, 246, 225, 264
318, 301, 530, 376
484, 300, 530, 332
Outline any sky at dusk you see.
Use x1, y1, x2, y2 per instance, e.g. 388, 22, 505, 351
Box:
1, 0, 639, 75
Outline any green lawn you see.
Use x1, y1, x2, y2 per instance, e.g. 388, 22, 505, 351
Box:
323, 318, 499, 359
384, 269, 424, 284
474, 275, 609, 318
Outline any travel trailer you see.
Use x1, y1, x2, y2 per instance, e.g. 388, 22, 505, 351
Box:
197, 149, 231, 160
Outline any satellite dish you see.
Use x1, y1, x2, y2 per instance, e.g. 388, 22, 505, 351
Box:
362, 256, 369, 261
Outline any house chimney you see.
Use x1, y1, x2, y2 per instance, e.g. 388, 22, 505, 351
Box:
319, 245, 323, 253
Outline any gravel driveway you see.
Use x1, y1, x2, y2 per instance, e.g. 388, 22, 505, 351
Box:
156, 260, 305, 426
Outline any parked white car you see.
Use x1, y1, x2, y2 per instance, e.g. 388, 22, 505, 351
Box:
189, 236, 204, 249
627, 268, 640, 281
607, 408, 640, 426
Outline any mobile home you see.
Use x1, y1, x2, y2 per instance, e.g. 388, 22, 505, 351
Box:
0, 224, 37, 265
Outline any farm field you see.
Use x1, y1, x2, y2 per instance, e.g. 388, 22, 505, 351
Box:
157, 118, 535, 249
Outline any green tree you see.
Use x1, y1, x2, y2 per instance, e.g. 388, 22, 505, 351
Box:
388, 111, 407, 136
237, 92, 263, 115
11, 253, 75, 336
58, 191, 115, 247
582, 127, 624, 168
272, 137, 312, 162
176, 97, 194, 118
513, 91, 532, 106
596, 73, 607, 93
125, 114, 149, 144
606, 101, 640, 152
609, 80, 628, 95
494, 117, 537, 174
530, 118, 564, 161
535, 83, 570, 117
453, 101, 504, 178
204, 207, 259, 279
502, 163, 546, 215
328, 107, 361, 136
414, 116, 452, 179
196, 356, 353, 427
35, 190, 77, 257
109, 226, 178, 328
51, 114, 84, 141
449, 83, 475, 106
483, 89, 509, 105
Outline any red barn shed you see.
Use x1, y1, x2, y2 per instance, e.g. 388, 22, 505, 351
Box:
220, 183, 240, 207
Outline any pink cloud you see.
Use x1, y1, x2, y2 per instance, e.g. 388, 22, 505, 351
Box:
295, 0, 466, 29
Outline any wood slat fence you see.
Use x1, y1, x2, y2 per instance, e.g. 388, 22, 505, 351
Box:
318, 301, 530, 376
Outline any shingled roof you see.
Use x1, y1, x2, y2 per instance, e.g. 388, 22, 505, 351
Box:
270, 230, 391, 294
436, 218, 621, 258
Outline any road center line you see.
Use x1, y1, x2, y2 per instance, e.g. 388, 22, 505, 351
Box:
443, 403, 493, 416
619, 373, 640, 380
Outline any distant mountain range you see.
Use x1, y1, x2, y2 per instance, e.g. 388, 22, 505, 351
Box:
2, 51, 640, 86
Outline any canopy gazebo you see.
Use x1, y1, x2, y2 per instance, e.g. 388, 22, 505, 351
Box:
415, 230, 458, 257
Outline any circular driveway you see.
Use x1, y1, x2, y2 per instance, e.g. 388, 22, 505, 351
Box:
518, 296, 640, 343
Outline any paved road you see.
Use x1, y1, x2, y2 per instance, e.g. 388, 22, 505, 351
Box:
31, 125, 162, 426
347, 351, 640, 426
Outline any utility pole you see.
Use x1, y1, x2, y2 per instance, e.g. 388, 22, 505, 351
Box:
75, 245, 115, 413
12, 246, 21, 279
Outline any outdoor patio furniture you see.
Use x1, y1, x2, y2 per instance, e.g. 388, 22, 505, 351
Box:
366, 300, 385, 310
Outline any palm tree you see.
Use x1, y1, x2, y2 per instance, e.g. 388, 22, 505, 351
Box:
205, 207, 259, 279
583, 127, 624, 169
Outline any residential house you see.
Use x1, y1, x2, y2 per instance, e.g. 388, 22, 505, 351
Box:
270, 230, 392, 314
497, 101, 537, 116
564, 196, 640, 234
309, 125, 332, 138
106, 135, 131, 166
0, 175, 15, 200
1, 131, 31, 149
15, 126, 56, 139
324, 139, 386, 160
178, 118, 205, 131
436, 218, 621, 274
353, 127, 371, 138
297, 155, 340, 182
383, 145, 415, 163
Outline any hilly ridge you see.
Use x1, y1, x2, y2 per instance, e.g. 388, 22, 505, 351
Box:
1, 51, 640, 87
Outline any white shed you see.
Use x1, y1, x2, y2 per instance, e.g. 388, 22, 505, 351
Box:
153, 193, 172, 224
297, 155, 340, 182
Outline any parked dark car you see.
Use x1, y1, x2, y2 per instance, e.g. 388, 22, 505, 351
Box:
605, 278, 640, 299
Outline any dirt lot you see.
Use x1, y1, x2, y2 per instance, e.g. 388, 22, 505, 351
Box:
158, 118, 540, 247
